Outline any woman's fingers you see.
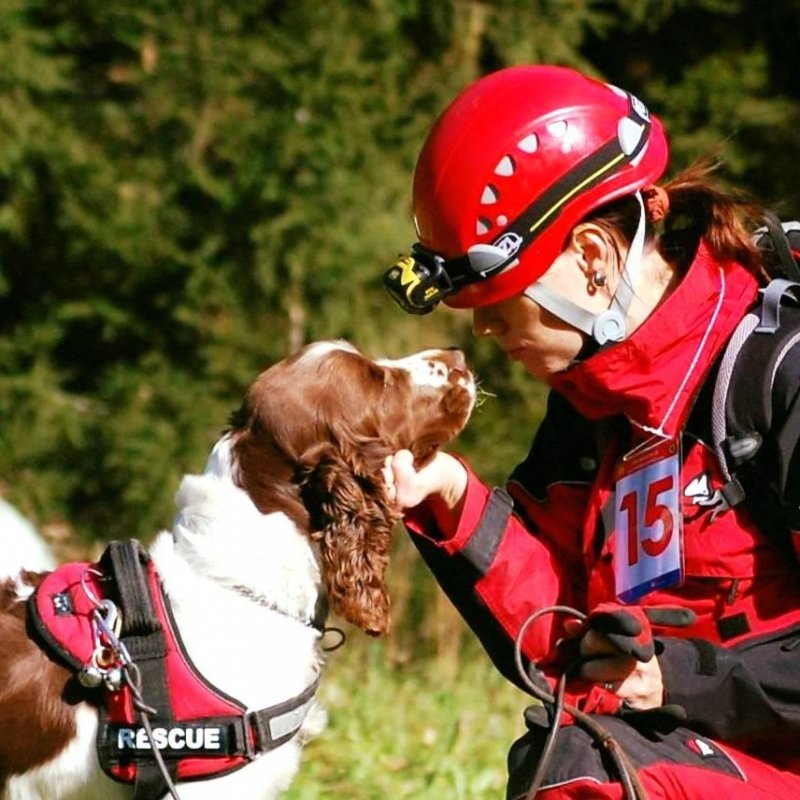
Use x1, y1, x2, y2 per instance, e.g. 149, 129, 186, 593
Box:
579, 653, 637, 683
579, 629, 626, 657
578, 648, 665, 710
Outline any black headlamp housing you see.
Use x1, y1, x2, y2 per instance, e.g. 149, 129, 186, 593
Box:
383, 245, 457, 314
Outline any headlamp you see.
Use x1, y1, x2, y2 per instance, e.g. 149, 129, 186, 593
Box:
383, 242, 519, 314
383, 247, 454, 314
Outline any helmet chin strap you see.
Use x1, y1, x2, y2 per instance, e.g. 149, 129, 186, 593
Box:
523, 192, 647, 346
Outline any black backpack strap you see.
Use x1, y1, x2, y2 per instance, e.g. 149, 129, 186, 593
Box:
754, 213, 800, 282
710, 309, 761, 508
712, 281, 800, 533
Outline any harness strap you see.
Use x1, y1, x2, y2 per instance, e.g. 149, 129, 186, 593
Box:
100, 678, 322, 766
244, 677, 321, 757
99, 540, 161, 637
97, 540, 321, 797
100, 541, 177, 799
30, 539, 323, 799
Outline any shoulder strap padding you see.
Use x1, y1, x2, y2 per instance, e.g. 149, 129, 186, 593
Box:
712, 280, 800, 516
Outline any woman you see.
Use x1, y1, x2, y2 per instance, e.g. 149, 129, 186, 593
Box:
382, 65, 800, 799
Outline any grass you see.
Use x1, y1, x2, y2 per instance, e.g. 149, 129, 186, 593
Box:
284, 637, 531, 800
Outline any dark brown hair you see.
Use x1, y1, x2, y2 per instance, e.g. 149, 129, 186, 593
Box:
584, 157, 770, 281
660, 157, 767, 278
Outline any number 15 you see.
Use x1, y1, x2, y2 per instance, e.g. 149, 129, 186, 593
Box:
618, 475, 675, 566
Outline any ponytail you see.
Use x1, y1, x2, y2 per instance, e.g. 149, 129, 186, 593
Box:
658, 158, 769, 280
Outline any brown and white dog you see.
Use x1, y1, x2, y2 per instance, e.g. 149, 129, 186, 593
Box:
0, 340, 475, 800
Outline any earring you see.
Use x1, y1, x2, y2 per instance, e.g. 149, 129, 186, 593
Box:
587, 269, 607, 294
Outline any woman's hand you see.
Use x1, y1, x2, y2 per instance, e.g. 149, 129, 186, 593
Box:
563, 617, 665, 710
382, 449, 468, 513
564, 620, 664, 710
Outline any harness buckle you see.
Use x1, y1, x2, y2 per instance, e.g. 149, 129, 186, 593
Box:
243, 710, 265, 760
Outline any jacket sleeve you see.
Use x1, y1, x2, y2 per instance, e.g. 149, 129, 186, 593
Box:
404, 391, 597, 692
657, 625, 800, 748
653, 320, 800, 746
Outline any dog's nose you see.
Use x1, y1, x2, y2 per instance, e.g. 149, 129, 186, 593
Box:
444, 347, 467, 372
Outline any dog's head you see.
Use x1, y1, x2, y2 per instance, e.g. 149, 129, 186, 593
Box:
227, 341, 475, 636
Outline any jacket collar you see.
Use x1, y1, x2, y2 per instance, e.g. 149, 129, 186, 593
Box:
549, 243, 759, 438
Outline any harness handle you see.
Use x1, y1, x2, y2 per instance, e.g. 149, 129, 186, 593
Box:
100, 540, 162, 637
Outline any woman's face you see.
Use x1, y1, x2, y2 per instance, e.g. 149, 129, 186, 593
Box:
471, 224, 674, 381
472, 292, 586, 381
471, 245, 601, 382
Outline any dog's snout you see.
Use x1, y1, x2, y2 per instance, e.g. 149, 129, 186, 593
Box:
381, 347, 474, 393
443, 347, 467, 372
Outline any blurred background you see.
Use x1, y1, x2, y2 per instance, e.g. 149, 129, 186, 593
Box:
1, 1, 799, 796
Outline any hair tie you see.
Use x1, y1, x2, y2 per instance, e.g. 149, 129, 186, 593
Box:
643, 185, 670, 223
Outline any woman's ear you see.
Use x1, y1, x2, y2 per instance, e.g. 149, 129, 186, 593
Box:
571, 224, 617, 295
572, 224, 613, 271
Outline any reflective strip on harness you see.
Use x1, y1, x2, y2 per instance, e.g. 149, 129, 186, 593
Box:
103, 722, 232, 758
268, 694, 317, 743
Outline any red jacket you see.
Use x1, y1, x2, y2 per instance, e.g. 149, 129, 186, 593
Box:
406, 243, 800, 769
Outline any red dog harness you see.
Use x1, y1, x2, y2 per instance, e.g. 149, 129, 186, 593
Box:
28, 540, 320, 800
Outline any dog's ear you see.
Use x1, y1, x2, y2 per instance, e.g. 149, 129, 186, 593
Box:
299, 443, 399, 636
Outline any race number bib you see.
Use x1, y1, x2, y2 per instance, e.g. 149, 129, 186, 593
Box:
613, 437, 683, 603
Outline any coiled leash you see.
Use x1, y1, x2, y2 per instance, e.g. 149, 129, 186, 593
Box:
514, 605, 650, 800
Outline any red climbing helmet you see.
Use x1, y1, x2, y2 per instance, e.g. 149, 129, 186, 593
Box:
384, 65, 669, 313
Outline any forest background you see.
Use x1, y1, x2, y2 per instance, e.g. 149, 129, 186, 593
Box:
1, 1, 799, 797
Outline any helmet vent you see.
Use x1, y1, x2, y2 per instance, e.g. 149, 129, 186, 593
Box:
494, 155, 516, 176
546, 120, 568, 138
476, 217, 492, 235
517, 133, 539, 153
481, 184, 499, 205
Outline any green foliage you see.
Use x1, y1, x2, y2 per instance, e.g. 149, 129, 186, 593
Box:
284, 637, 530, 800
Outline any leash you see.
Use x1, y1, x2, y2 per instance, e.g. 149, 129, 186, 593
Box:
514, 605, 649, 800
82, 569, 184, 800
124, 662, 182, 800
